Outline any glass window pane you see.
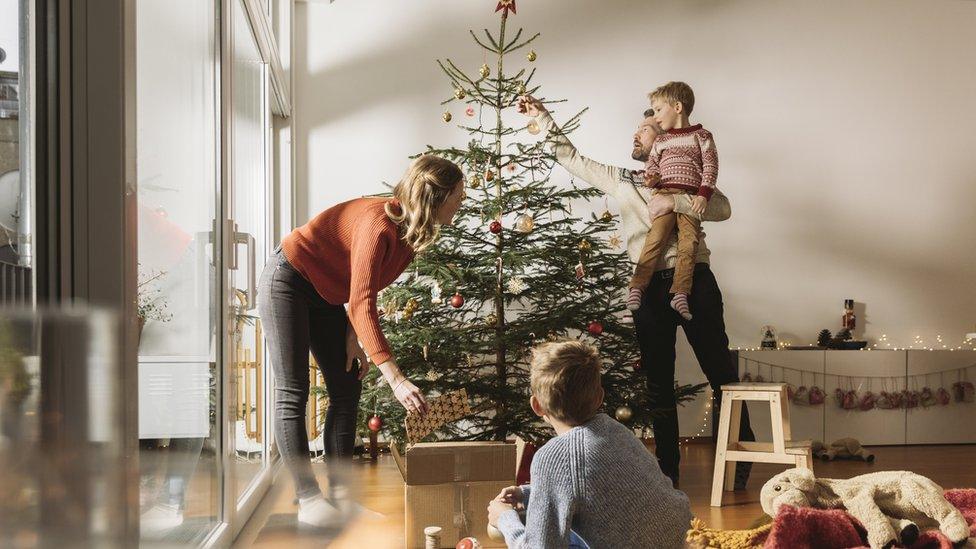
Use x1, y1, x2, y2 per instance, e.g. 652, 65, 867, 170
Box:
0, 0, 35, 307
231, 0, 269, 502
136, 0, 220, 542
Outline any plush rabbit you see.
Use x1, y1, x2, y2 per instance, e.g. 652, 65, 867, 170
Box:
812, 437, 875, 462
761, 468, 970, 549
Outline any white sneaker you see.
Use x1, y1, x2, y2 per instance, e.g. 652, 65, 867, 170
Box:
329, 486, 385, 522
297, 493, 344, 528
141, 503, 184, 536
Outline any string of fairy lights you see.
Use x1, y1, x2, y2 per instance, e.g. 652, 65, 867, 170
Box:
731, 333, 976, 352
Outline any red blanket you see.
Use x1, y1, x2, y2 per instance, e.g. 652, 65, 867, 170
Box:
763, 489, 976, 549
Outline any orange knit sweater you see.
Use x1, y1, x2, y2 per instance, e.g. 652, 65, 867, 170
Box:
281, 197, 414, 365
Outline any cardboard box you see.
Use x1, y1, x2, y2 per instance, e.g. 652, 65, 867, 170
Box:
393, 441, 516, 548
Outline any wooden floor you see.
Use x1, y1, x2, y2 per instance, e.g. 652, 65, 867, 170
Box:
233, 443, 976, 548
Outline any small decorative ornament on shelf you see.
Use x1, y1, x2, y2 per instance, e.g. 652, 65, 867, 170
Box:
760, 325, 777, 349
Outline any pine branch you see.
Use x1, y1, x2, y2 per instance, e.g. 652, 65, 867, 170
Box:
469, 29, 500, 54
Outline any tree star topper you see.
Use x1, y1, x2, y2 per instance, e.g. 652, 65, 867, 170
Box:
495, 0, 516, 16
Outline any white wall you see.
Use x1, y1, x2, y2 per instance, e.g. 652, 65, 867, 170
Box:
295, 0, 976, 434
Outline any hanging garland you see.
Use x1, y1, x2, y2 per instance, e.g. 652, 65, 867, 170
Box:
738, 357, 976, 411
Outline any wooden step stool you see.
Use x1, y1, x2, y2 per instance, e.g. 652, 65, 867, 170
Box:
711, 382, 813, 507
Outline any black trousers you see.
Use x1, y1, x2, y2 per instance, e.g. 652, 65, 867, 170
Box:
632, 263, 755, 483
258, 248, 362, 498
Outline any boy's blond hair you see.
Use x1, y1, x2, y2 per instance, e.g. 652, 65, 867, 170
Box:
649, 81, 695, 115
530, 340, 603, 425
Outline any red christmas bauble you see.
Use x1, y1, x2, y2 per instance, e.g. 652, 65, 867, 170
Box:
450, 292, 465, 308
489, 220, 502, 234
367, 415, 383, 432
456, 538, 482, 549
587, 321, 603, 336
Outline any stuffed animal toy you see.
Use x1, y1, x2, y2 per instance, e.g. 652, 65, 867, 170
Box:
812, 438, 875, 462
760, 468, 970, 549
808, 386, 826, 405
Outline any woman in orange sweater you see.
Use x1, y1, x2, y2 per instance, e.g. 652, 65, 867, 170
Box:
257, 155, 465, 526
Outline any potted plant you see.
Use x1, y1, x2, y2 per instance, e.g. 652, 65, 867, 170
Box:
137, 265, 172, 345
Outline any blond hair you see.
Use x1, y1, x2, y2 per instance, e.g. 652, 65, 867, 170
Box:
530, 340, 603, 425
385, 155, 463, 252
649, 81, 695, 115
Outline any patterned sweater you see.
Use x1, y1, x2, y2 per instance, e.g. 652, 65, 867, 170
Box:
645, 124, 718, 200
533, 110, 731, 271
496, 414, 692, 549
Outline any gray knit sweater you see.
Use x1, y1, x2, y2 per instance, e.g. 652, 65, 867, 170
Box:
496, 413, 692, 549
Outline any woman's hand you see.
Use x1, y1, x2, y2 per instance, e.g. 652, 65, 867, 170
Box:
345, 325, 370, 380
391, 377, 429, 416
517, 95, 546, 117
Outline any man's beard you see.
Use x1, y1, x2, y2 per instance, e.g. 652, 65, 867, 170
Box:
631, 146, 649, 162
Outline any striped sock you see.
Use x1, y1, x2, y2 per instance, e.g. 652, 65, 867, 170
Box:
670, 293, 692, 320
626, 287, 644, 311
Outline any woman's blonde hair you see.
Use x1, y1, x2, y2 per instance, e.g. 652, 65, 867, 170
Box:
385, 155, 463, 252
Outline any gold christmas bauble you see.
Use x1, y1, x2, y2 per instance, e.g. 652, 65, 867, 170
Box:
516, 82, 527, 95
527, 50, 537, 62
443, 111, 453, 122
578, 239, 592, 251
454, 88, 466, 100
485, 170, 495, 182
468, 175, 482, 189
615, 406, 634, 423
526, 119, 541, 135
479, 63, 491, 78
515, 213, 534, 234
601, 210, 613, 222
485, 313, 498, 327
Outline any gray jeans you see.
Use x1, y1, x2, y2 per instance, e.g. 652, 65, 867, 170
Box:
257, 248, 361, 499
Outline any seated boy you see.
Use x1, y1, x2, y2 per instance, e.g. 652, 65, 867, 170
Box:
487, 340, 692, 548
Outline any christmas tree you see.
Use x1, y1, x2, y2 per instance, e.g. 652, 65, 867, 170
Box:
352, 1, 705, 445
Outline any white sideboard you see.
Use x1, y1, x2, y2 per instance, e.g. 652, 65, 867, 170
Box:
736, 350, 976, 446
138, 356, 213, 439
